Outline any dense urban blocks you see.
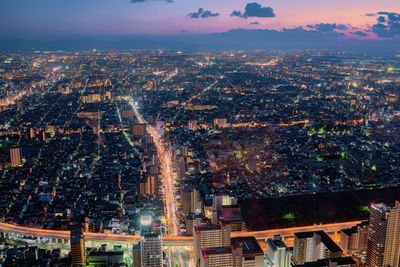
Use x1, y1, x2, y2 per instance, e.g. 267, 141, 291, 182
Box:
0, 50, 399, 266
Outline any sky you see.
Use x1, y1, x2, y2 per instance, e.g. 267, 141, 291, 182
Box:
1, 0, 400, 51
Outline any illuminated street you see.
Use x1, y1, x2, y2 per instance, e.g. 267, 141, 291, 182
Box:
129, 97, 180, 237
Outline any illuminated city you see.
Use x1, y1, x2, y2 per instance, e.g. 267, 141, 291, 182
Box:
1, 0, 400, 267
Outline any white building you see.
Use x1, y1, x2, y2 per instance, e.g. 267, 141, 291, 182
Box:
265, 235, 291, 267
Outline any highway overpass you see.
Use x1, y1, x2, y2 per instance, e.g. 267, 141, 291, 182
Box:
0, 220, 364, 248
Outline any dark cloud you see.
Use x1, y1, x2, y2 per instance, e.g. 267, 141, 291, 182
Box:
365, 13, 376, 17
2, 26, 399, 54
250, 21, 260, 25
351, 31, 368, 37
378, 12, 400, 22
188, 8, 219, 19
377, 16, 386, 23
131, 0, 173, 3
231, 3, 275, 19
371, 12, 400, 38
231, 10, 242, 17
307, 23, 348, 32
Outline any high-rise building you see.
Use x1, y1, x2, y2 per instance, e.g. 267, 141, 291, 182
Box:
70, 228, 85, 267
29, 128, 36, 139
181, 186, 192, 216
366, 202, 400, 267
213, 118, 228, 128
16, 100, 23, 112
132, 124, 147, 137
188, 120, 198, 130
200, 247, 233, 267
232, 236, 264, 267
132, 243, 141, 267
340, 221, 369, 256
181, 186, 202, 217
265, 235, 291, 267
366, 203, 390, 267
140, 218, 163, 267
10, 147, 22, 167
293, 231, 342, 265
194, 224, 231, 265
383, 201, 400, 267
139, 174, 158, 196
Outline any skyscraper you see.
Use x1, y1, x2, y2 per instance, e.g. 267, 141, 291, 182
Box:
10, 147, 22, 167
383, 201, 400, 267
265, 235, 291, 267
366, 202, 400, 267
366, 203, 390, 267
132, 243, 142, 267
293, 231, 342, 265
194, 224, 231, 265
340, 221, 369, 256
200, 247, 233, 267
140, 216, 163, 267
70, 228, 85, 267
232, 236, 265, 267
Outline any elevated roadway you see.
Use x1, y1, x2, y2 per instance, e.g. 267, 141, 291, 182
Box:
0, 220, 364, 246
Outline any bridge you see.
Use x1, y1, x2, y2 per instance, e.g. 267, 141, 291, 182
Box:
0, 220, 364, 248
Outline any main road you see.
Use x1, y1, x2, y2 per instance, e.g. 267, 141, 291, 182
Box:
0, 220, 364, 246
129, 98, 180, 236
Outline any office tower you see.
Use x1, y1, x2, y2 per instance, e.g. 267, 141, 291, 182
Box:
200, 247, 233, 267
293, 231, 342, 265
140, 218, 163, 267
383, 201, 400, 267
181, 186, 203, 217
366, 203, 390, 267
70, 228, 85, 267
122, 109, 134, 119
132, 124, 147, 137
146, 175, 157, 195
192, 189, 202, 214
213, 194, 238, 212
139, 174, 158, 196
132, 243, 142, 267
188, 120, 198, 130
10, 147, 22, 167
218, 206, 244, 232
194, 224, 231, 265
232, 236, 264, 267
16, 100, 23, 112
184, 214, 195, 236
181, 186, 192, 216
367, 202, 400, 267
265, 235, 291, 267
213, 118, 228, 128
29, 128, 36, 139
340, 221, 369, 256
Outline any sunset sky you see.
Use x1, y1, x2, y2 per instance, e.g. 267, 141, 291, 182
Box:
1, 0, 399, 38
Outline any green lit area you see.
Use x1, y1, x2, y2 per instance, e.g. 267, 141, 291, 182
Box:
283, 212, 296, 221
361, 205, 370, 212
235, 151, 243, 159
318, 128, 326, 134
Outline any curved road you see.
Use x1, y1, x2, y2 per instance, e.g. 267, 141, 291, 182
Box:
0, 220, 364, 246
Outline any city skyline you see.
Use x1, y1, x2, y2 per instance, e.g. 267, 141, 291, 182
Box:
1, 1, 400, 265
1, 0, 400, 52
